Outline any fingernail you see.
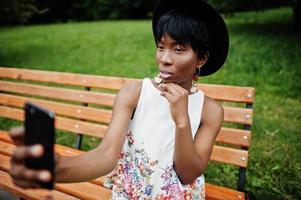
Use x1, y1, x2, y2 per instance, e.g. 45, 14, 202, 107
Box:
39, 171, 51, 181
31, 145, 43, 156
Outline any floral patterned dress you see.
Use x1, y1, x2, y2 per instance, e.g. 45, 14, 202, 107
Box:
104, 78, 205, 199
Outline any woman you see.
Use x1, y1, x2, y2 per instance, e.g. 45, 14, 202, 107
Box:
9, 0, 229, 199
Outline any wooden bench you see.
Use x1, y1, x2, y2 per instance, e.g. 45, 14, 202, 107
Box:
0, 67, 255, 200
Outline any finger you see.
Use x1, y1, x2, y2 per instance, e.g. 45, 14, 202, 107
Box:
9, 126, 25, 146
12, 145, 44, 163
160, 91, 177, 103
10, 164, 51, 183
159, 83, 180, 95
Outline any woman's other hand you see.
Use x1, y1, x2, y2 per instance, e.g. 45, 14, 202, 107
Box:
159, 83, 190, 126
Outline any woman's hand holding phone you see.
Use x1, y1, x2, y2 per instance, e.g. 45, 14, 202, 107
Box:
9, 127, 54, 188
9, 103, 59, 189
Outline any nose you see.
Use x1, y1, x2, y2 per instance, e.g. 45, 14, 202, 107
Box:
159, 50, 172, 66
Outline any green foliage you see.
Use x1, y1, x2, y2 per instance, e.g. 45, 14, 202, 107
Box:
0, 7, 300, 199
208, 0, 291, 13
0, 0, 157, 25
0, 0, 38, 25
85, 0, 155, 19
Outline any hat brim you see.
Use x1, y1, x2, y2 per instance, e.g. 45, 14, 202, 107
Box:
152, 0, 229, 76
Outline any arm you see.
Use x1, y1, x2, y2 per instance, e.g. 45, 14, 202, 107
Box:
9, 81, 142, 187
56, 81, 142, 182
173, 96, 223, 184
159, 83, 223, 184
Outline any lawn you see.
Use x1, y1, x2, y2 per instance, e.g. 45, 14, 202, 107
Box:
0, 7, 300, 200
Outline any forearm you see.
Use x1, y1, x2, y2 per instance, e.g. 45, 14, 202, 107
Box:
55, 146, 117, 183
173, 118, 205, 184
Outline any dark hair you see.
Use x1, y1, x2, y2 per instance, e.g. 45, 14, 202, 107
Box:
154, 9, 210, 59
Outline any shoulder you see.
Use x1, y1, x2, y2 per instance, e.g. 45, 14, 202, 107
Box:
201, 95, 224, 125
114, 80, 142, 109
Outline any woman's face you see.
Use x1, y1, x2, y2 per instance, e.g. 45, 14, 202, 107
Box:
156, 34, 203, 88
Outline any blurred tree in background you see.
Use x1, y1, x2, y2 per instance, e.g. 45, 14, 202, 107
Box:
0, 0, 299, 32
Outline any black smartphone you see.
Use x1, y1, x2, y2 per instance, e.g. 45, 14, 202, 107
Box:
24, 102, 55, 189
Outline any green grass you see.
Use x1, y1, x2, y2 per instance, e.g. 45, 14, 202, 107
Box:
0, 7, 300, 200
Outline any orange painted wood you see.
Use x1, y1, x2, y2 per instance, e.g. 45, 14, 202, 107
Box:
0, 153, 246, 200
0, 133, 248, 170
0, 67, 255, 103
0, 139, 16, 157
0, 93, 252, 126
205, 183, 245, 200
199, 83, 255, 103
0, 141, 111, 200
0, 67, 137, 90
223, 106, 253, 125
0, 80, 116, 107
55, 182, 111, 200
0, 153, 10, 171
211, 146, 248, 167
0, 93, 112, 124
0, 135, 106, 186
0, 132, 246, 199
0, 170, 80, 200
217, 127, 251, 147
0, 130, 14, 143
0, 67, 255, 199
0, 106, 108, 138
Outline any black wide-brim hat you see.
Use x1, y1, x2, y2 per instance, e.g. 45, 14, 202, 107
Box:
152, 0, 229, 76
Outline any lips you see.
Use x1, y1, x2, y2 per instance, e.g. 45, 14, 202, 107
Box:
159, 70, 173, 79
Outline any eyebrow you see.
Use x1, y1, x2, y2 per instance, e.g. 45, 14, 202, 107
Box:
158, 40, 180, 46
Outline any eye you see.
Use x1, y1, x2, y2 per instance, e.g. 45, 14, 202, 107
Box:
175, 47, 184, 53
157, 45, 164, 51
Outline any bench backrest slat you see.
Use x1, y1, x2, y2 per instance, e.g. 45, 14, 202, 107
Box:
0, 92, 252, 126
0, 81, 116, 107
0, 106, 107, 138
0, 67, 255, 103
0, 67, 135, 91
0, 93, 112, 123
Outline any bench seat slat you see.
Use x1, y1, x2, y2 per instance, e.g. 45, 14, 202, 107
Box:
0, 80, 116, 107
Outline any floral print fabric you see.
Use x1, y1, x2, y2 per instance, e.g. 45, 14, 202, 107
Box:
103, 78, 205, 199
104, 131, 205, 199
